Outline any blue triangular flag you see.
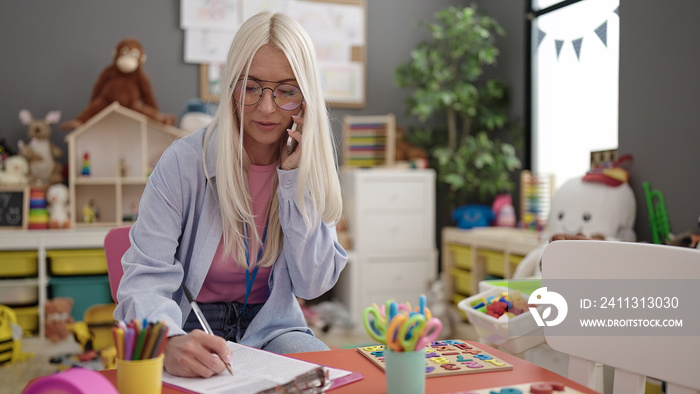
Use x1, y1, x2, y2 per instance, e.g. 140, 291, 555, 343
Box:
614, 6, 619, 16
555, 40, 564, 60
595, 21, 608, 46
572, 38, 583, 60
537, 28, 547, 48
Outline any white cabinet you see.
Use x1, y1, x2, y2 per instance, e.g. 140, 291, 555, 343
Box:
334, 169, 438, 330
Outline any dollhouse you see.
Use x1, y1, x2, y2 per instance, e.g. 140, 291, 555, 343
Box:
64, 102, 186, 227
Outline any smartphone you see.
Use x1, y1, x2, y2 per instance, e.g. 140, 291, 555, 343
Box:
286, 111, 302, 155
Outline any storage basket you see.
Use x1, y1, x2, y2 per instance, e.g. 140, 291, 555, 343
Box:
458, 287, 545, 354
47, 249, 108, 276
0, 251, 38, 278
49, 276, 112, 321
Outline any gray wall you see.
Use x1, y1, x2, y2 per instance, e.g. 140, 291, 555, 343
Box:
0, 1, 196, 157
0, 0, 474, 166
619, 1, 700, 242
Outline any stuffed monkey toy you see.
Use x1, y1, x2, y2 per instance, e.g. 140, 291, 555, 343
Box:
61, 38, 176, 130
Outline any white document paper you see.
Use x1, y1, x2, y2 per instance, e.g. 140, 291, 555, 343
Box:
184, 29, 235, 64
161, 341, 351, 393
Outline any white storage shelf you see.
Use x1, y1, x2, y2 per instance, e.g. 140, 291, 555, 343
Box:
0, 227, 111, 339
336, 168, 438, 330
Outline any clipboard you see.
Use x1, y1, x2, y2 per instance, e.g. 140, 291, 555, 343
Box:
257, 366, 328, 394
162, 342, 363, 393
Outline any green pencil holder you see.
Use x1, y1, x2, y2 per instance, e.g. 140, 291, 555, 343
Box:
384, 348, 426, 394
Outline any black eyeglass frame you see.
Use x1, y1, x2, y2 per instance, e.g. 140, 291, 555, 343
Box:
231, 78, 304, 111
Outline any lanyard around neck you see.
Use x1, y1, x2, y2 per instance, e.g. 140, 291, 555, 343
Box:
242, 222, 268, 315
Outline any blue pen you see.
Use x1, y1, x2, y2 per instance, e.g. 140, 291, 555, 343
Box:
419, 295, 426, 316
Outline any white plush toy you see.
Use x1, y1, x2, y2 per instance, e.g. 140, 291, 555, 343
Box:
0, 155, 30, 185
18, 109, 64, 186
513, 170, 636, 278
46, 183, 71, 228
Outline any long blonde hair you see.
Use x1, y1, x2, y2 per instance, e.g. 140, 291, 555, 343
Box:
203, 12, 342, 268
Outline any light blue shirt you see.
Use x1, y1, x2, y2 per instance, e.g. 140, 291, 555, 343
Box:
114, 128, 348, 348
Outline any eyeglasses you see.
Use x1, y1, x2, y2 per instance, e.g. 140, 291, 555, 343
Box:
232, 79, 304, 111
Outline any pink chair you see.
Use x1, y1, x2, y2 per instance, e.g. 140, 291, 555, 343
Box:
103, 225, 131, 303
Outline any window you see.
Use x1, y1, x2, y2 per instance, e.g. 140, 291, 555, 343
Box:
530, 0, 620, 189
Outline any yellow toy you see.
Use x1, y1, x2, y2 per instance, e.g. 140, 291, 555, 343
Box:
100, 345, 117, 370
0, 305, 33, 366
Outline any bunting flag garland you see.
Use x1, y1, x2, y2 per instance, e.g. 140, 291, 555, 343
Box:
595, 21, 608, 47
555, 40, 565, 59
538, 6, 618, 62
537, 28, 547, 49
572, 38, 583, 60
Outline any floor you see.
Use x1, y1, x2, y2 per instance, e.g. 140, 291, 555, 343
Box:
1, 335, 83, 394
2, 320, 478, 393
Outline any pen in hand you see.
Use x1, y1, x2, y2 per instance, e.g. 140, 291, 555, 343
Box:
182, 283, 234, 376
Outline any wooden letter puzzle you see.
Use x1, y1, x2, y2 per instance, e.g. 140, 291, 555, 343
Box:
357, 339, 513, 377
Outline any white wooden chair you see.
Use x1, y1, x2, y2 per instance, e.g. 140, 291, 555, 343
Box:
541, 240, 700, 394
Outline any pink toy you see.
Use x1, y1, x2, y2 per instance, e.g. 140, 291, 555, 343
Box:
492, 194, 516, 227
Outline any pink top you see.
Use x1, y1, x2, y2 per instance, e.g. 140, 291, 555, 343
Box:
197, 162, 278, 304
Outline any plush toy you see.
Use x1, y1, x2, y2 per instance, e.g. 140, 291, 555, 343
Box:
452, 204, 495, 229
17, 110, 64, 186
0, 155, 30, 185
513, 159, 637, 278
667, 232, 700, 248
0, 138, 18, 170
492, 194, 516, 227
60, 38, 176, 130
45, 297, 75, 343
179, 98, 216, 133
47, 183, 71, 228
394, 125, 429, 168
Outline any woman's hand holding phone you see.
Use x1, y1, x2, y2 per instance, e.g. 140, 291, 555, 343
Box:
286, 120, 299, 155
281, 108, 303, 171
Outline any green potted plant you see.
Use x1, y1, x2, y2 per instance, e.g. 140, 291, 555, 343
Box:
395, 5, 522, 209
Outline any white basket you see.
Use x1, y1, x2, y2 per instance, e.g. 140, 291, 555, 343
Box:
458, 287, 545, 354
0, 279, 39, 306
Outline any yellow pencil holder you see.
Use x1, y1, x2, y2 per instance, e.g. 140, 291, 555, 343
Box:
116, 354, 164, 394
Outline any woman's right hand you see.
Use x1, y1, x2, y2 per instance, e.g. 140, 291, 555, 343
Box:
163, 329, 233, 377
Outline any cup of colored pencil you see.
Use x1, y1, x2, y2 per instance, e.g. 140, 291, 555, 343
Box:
112, 319, 169, 361
113, 319, 168, 394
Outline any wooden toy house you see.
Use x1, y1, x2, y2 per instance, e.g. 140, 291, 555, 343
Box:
64, 102, 186, 227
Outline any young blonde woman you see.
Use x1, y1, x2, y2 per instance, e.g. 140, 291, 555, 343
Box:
114, 12, 347, 378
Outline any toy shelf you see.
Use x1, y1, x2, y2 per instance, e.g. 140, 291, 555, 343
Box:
64, 102, 186, 228
441, 227, 542, 320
